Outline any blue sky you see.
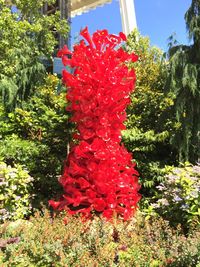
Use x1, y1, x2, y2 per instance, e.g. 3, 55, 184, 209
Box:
71, 0, 191, 51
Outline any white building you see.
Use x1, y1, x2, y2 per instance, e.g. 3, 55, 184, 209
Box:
50, 0, 137, 73
71, 0, 137, 36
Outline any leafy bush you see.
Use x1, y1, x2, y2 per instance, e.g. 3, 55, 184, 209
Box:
152, 163, 200, 227
0, 134, 47, 169
124, 31, 178, 198
0, 210, 200, 266
0, 75, 71, 204
0, 162, 33, 221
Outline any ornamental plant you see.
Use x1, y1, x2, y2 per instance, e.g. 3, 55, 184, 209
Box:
0, 162, 33, 221
49, 27, 141, 220
152, 163, 200, 227
1, 210, 200, 266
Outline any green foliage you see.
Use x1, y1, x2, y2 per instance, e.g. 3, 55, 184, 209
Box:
0, 210, 200, 266
124, 31, 177, 194
0, 162, 33, 221
165, 0, 200, 163
0, 74, 71, 204
0, 0, 69, 110
152, 163, 200, 228
0, 134, 48, 171
185, 0, 200, 46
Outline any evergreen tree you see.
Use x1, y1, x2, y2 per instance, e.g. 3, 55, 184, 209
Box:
165, 0, 200, 163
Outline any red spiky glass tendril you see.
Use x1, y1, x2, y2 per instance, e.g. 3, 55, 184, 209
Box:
49, 27, 141, 220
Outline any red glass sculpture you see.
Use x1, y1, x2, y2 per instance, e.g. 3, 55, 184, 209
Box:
49, 27, 141, 220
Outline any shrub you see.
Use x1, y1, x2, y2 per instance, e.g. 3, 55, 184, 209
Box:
152, 163, 200, 228
0, 74, 71, 205
0, 134, 47, 170
0, 162, 33, 221
0, 210, 200, 266
0, 210, 117, 266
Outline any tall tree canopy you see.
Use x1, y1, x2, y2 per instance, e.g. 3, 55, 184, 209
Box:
165, 0, 200, 163
0, 0, 69, 110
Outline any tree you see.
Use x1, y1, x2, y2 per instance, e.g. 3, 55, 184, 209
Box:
0, 0, 69, 110
165, 0, 200, 163
124, 31, 177, 192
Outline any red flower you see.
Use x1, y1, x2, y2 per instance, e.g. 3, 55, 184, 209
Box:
49, 28, 141, 221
